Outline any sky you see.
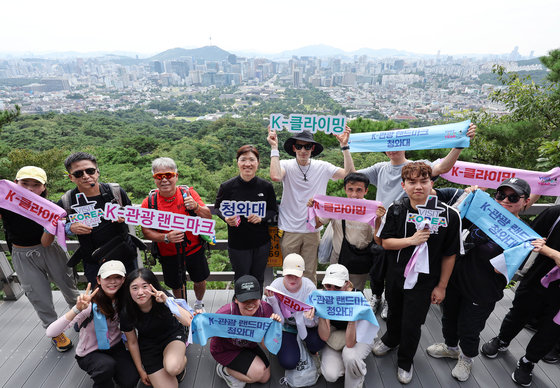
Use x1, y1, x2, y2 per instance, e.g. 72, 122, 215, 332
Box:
2, 0, 559, 57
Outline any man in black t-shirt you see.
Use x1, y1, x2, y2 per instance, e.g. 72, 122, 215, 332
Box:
55, 152, 137, 284
481, 204, 560, 386
371, 162, 461, 385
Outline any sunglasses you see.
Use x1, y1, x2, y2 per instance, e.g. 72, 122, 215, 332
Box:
153, 172, 178, 180
70, 168, 97, 178
323, 284, 342, 290
294, 143, 314, 150
495, 191, 524, 203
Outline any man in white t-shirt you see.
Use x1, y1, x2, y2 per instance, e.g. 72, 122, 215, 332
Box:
268, 127, 353, 284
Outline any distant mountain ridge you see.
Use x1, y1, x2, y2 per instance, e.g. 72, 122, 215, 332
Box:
149, 46, 231, 61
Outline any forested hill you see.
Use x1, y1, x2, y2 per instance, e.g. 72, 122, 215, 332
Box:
0, 108, 556, 205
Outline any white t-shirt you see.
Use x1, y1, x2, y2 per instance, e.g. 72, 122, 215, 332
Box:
279, 159, 339, 233
269, 276, 318, 327
358, 159, 434, 208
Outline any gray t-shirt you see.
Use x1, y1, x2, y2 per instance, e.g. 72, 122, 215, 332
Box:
358, 159, 433, 207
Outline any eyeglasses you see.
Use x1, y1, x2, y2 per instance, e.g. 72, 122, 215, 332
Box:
495, 191, 524, 203
323, 284, 342, 290
70, 168, 97, 178
294, 143, 314, 150
153, 172, 178, 180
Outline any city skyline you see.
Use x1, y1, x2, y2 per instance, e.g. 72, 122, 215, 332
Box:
1, 0, 558, 57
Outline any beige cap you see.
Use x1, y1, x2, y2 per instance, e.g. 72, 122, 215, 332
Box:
16, 166, 47, 184
97, 260, 126, 279
283, 253, 305, 277
322, 264, 349, 288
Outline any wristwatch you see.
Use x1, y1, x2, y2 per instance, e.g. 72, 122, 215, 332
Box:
163, 234, 170, 244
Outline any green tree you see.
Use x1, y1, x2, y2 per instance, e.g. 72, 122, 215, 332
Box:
0, 105, 20, 132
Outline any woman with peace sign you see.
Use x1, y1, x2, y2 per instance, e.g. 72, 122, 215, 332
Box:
46, 260, 139, 388
120, 268, 194, 388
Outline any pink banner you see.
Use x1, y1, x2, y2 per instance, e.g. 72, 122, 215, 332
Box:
307, 194, 381, 232
0, 180, 67, 250
437, 160, 560, 196
265, 286, 312, 318
541, 267, 560, 325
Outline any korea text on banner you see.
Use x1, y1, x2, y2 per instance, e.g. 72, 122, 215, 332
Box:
436, 159, 560, 196
0, 180, 67, 250
457, 190, 541, 282
306, 290, 379, 344
103, 203, 215, 237
266, 286, 313, 339
348, 120, 471, 152
307, 194, 381, 232
191, 313, 282, 354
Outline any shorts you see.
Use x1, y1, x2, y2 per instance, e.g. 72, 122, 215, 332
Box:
227, 346, 270, 376
140, 327, 187, 375
159, 247, 209, 289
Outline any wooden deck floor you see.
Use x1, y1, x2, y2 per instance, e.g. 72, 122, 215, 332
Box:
0, 288, 559, 388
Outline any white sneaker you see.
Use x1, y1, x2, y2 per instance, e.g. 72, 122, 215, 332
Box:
372, 338, 396, 356
369, 295, 381, 313
426, 343, 460, 359
216, 363, 246, 388
397, 365, 414, 384
380, 299, 389, 320
452, 354, 473, 382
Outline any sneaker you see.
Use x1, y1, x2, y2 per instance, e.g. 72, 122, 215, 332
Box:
51, 333, 73, 352
369, 295, 381, 313
481, 336, 508, 358
372, 338, 396, 356
194, 301, 206, 313
542, 347, 560, 364
176, 366, 187, 383
216, 363, 245, 388
511, 358, 534, 387
397, 365, 413, 384
452, 354, 473, 382
427, 343, 460, 359
380, 299, 389, 320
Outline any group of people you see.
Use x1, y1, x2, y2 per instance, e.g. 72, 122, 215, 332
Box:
1, 121, 559, 387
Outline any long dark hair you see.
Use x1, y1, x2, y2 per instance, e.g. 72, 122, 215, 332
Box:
122, 268, 168, 325
92, 279, 124, 320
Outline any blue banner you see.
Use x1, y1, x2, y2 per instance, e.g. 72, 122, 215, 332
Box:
306, 290, 379, 343
348, 120, 471, 152
191, 313, 283, 355
457, 190, 541, 281
92, 303, 110, 350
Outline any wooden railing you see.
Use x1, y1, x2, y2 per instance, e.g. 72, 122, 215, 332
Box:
0, 203, 555, 300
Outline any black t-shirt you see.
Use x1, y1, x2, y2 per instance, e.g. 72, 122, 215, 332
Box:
380, 197, 461, 290
57, 184, 132, 261
214, 176, 278, 250
435, 188, 465, 206
522, 205, 560, 287
0, 208, 44, 247
120, 302, 184, 350
451, 220, 506, 304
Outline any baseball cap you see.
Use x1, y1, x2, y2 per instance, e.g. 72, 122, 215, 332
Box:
322, 264, 349, 288
497, 177, 531, 197
16, 166, 47, 184
234, 275, 261, 302
283, 253, 305, 277
97, 260, 126, 279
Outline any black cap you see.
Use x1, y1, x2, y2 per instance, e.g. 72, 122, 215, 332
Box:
283, 131, 324, 157
234, 275, 261, 302
498, 177, 531, 197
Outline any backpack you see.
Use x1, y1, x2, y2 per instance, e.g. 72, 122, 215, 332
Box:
280, 335, 320, 387
146, 186, 203, 259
